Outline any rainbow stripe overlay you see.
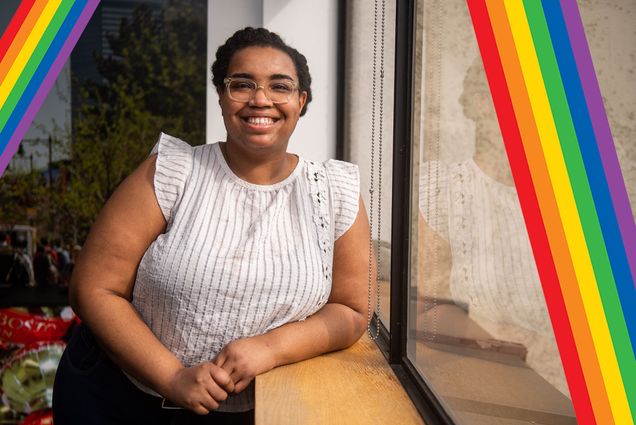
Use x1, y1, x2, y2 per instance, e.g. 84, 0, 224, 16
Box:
0, 0, 634, 422
0, 0, 99, 175
467, 0, 635, 424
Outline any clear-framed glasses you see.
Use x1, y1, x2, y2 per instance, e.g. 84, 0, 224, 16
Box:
223, 77, 299, 104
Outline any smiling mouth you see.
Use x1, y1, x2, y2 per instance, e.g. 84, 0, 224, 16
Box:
242, 116, 279, 126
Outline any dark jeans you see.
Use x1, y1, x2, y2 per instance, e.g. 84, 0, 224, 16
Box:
53, 325, 254, 425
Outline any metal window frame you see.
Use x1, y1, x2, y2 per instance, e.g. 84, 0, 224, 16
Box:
375, 0, 457, 423
335, 0, 347, 160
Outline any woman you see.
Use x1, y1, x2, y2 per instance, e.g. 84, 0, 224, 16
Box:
417, 57, 566, 395
53, 28, 370, 424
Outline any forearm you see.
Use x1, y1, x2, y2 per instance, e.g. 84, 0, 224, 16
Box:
71, 288, 183, 397
263, 302, 367, 368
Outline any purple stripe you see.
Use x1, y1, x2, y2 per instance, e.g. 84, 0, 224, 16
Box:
560, 0, 636, 286
0, 0, 100, 175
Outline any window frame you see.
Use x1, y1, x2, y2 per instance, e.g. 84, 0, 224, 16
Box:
376, 0, 580, 423
373, 0, 458, 423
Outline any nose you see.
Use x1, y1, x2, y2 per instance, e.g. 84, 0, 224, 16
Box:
249, 86, 273, 106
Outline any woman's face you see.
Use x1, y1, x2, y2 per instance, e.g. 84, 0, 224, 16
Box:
219, 46, 307, 153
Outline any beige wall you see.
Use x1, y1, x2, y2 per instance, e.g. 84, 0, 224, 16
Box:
580, 0, 636, 214
345, 0, 396, 261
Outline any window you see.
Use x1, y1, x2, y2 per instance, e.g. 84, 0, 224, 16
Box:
376, 0, 636, 425
407, 0, 574, 421
346, 0, 634, 423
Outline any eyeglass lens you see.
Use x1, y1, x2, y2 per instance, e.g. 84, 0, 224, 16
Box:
227, 79, 295, 103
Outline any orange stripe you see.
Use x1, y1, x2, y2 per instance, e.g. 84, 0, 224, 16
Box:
485, 1, 613, 423
0, 0, 49, 85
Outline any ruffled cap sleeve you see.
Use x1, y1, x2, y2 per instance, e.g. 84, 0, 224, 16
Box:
325, 159, 360, 240
149, 132, 193, 224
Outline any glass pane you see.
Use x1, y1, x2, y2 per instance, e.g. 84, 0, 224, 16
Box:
345, 1, 396, 327
403, 0, 636, 423
581, 3, 636, 214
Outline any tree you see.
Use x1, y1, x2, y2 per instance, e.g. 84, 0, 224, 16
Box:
0, 170, 47, 226
62, 0, 207, 242
0, 0, 207, 244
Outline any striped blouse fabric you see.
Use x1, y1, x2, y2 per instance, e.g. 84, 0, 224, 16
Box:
419, 159, 565, 393
128, 133, 360, 411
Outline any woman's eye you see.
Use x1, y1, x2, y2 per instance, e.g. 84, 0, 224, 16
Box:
270, 83, 293, 92
232, 82, 254, 90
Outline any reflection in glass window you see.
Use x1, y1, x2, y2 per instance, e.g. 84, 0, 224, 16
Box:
400, 0, 636, 422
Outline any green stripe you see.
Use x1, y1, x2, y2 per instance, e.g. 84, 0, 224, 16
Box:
0, 0, 75, 132
523, 0, 636, 412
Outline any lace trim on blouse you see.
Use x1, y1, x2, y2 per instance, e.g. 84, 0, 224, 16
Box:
306, 160, 334, 306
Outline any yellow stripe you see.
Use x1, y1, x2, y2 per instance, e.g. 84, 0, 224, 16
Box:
503, 0, 631, 422
484, 1, 613, 422
0, 0, 63, 109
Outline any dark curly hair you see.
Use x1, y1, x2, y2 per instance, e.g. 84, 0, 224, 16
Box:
211, 27, 312, 116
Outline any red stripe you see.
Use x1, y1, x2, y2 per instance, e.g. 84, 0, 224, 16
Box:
465, 0, 595, 423
0, 0, 38, 62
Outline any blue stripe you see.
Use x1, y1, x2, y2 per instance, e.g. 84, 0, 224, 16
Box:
0, 0, 87, 153
542, 0, 636, 357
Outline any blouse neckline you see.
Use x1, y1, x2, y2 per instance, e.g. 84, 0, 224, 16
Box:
466, 158, 517, 193
213, 142, 304, 191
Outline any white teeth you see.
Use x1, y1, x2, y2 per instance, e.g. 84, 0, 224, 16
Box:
246, 117, 275, 125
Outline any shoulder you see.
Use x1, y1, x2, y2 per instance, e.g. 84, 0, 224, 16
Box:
149, 133, 201, 223
151, 131, 219, 161
322, 159, 360, 200
320, 159, 360, 240
151, 132, 194, 157
324, 159, 359, 183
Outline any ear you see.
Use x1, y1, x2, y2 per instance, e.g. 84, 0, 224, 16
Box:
298, 91, 308, 112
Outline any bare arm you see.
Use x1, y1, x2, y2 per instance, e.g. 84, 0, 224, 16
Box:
214, 197, 371, 392
70, 155, 232, 413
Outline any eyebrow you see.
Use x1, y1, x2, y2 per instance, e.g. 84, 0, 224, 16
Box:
228, 72, 294, 81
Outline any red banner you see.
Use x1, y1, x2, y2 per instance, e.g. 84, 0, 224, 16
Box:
0, 308, 75, 344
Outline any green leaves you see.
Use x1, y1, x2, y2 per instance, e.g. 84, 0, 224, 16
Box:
0, 0, 207, 244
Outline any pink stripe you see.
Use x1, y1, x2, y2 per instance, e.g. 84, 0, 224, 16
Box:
0, 0, 100, 175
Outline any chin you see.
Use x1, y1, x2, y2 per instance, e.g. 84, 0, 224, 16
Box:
237, 136, 283, 151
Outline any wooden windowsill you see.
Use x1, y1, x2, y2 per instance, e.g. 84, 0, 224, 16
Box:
255, 334, 425, 425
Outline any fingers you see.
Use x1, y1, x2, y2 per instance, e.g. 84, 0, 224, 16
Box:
194, 363, 231, 406
215, 357, 254, 394
199, 387, 225, 411
192, 404, 212, 416
213, 339, 266, 395
222, 364, 253, 394
218, 359, 247, 393
213, 351, 226, 368
210, 363, 235, 393
167, 363, 233, 415
233, 376, 254, 394
178, 391, 218, 415
181, 385, 222, 414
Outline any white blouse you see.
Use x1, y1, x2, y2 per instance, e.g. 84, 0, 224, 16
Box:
419, 159, 567, 394
419, 159, 549, 334
128, 133, 360, 411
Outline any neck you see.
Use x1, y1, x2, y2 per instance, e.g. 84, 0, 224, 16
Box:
472, 122, 514, 186
220, 142, 297, 185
